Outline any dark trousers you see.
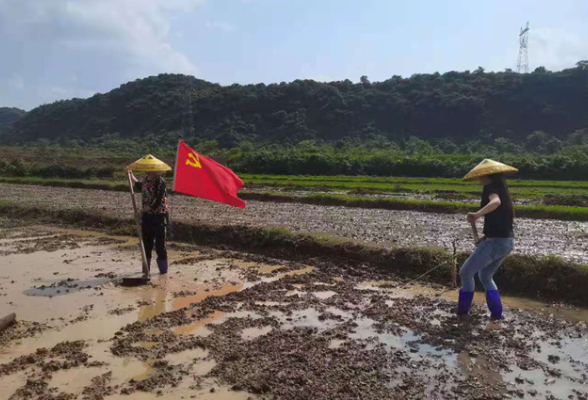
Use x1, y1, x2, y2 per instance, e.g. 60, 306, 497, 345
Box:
141, 214, 168, 261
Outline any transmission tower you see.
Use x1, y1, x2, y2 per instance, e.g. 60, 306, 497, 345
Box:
180, 76, 195, 139
516, 22, 530, 73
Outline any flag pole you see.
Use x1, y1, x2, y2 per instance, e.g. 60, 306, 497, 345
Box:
127, 171, 150, 278
173, 139, 181, 192
168, 140, 182, 240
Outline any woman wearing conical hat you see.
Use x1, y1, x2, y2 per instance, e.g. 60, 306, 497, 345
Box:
457, 159, 518, 320
127, 155, 172, 275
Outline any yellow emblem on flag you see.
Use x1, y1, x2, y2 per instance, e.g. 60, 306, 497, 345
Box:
186, 152, 202, 169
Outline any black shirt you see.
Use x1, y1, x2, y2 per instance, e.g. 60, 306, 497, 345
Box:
481, 181, 514, 238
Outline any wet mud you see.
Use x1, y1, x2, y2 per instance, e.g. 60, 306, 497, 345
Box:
1, 224, 587, 400
1, 183, 587, 263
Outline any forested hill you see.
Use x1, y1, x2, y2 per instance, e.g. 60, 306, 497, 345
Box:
0, 107, 26, 133
3, 62, 588, 146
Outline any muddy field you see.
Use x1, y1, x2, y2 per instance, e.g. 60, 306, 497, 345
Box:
1, 183, 587, 264
1, 223, 588, 400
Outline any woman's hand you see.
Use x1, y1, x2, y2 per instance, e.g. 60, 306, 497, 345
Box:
468, 194, 501, 224
127, 168, 138, 183
466, 212, 480, 224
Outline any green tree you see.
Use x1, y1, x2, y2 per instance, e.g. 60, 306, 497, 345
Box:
525, 131, 561, 154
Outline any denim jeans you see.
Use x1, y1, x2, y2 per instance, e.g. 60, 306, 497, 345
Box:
459, 237, 514, 292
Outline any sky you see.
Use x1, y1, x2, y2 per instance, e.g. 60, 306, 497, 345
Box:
1, 0, 587, 110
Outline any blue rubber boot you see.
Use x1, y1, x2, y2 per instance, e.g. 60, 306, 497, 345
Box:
157, 258, 168, 275
485, 290, 503, 320
457, 290, 475, 316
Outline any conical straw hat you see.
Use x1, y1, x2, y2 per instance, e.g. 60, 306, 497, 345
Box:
127, 154, 171, 172
463, 159, 518, 181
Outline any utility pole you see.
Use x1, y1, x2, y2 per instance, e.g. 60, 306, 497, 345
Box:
516, 22, 530, 73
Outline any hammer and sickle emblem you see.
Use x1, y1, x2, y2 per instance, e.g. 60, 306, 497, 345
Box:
186, 152, 202, 169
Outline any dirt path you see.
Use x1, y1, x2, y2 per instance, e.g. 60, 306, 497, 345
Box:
1, 224, 588, 399
1, 183, 587, 264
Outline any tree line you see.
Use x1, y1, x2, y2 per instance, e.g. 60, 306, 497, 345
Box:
2, 129, 588, 180
1, 61, 587, 147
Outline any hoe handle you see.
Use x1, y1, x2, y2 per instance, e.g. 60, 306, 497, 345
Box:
128, 171, 150, 277
470, 222, 480, 245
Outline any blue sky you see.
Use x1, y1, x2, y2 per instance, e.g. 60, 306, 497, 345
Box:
1, 0, 587, 110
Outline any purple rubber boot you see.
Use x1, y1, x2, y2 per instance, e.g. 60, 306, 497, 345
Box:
157, 258, 168, 275
457, 290, 475, 316
485, 290, 503, 320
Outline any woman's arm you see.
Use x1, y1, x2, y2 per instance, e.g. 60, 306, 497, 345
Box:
467, 193, 501, 224
127, 168, 143, 190
127, 168, 139, 184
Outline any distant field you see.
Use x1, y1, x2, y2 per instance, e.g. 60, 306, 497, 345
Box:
4, 174, 588, 197
2, 174, 588, 221
242, 175, 588, 199
241, 174, 588, 189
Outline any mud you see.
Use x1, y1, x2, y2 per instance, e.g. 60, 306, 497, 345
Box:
1, 224, 587, 400
1, 183, 587, 263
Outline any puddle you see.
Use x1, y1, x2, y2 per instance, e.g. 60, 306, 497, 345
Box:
286, 289, 305, 297
241, 326, 273, 340
171, 282, 244, 311
132, 360, 157, 382
24, 277, 111, 297
174, 310, 228, 336
267, 266, 314, 281
164, 348, 208, 364
329, 339, 346, 349
314, 291, 337, 299
193, 359, 217, 376
270, 308, 342, 333
257, 265, 283, 274
133, 341, 158, 349
143, 328, 165, 336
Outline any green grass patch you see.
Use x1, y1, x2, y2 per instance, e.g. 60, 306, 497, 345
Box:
241, 174, 588, 190
244, 177, 588, 198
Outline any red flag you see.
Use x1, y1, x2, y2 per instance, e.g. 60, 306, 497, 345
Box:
173, 140, 246, 208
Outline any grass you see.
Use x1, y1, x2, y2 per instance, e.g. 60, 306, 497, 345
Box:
2, 200, 588, 306
244, 177, 588, 198
241, 174, 588, 190
2, 176, 588, 221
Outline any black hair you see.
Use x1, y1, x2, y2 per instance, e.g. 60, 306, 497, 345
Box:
488, 173, 515, 219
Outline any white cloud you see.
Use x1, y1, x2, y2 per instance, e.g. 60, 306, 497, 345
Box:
0, 0, 204, 108
530, 28, 588, 71
205, 20, 237, 33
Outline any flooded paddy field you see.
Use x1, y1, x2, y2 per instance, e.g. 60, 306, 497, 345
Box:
1, 183, 587, 264
1, 223, 588, 400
